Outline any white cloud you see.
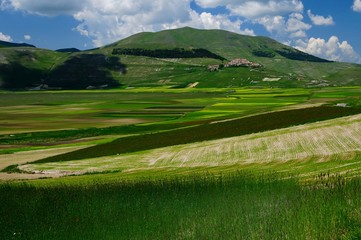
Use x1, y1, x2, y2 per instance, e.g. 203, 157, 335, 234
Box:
5, 0, 83, 15
256, 15, 285, 34
162, 11, 254, 36
0, 32, 12, 42
71, 0, 253, 47
195, 0, 304, 18
71, 0, 191, 46
286, 13, 311, 34
307, 10, 334, 26
240, 28, 256, 36
0, 0, 13, 10
194, 0, 230, 8
256, 13, 311, 39
352, 0, 361, 12
24, 34, 31, 40
289, 30, 306, 38
230, 0, 303, 18
295, 36, 361, 63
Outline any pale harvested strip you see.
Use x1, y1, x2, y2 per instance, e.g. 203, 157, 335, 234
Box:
0, 145, 91, 170
0, 145, 91, 180
21, 114, 361, 175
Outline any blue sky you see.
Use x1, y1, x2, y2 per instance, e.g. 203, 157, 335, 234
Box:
0, 0, 361, 63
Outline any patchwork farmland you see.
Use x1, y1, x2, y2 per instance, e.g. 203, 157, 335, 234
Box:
1, 87, 361, 240
1, 27, 361, 239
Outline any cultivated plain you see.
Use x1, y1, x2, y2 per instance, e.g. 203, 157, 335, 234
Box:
1, 28, 361, 239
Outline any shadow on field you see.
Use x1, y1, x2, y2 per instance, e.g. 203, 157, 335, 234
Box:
0, 63, 45, 89
47, 54, 125, 89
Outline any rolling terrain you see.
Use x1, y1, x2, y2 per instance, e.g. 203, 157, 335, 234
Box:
1, 27, 361, 90
1, 27, 361, 239
1, 86, 361, 178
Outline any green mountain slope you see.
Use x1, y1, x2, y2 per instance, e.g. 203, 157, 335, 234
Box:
105, 27, 361, 88
0, 27, 360, 89
109, 27, 320, 61
0, 46, 122, 89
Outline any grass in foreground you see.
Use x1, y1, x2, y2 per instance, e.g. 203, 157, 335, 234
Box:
1, 173, 361, 239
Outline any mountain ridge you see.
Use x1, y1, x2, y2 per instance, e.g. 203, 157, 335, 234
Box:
0, 40, 36, 48
108, 27, 329, 62
0, 27, 360, 90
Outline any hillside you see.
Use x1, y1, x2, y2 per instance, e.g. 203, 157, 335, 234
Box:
109, 27, 326, 62
1, 27, 361, 89
0, 40, 35, 48
105, 27, 361, 88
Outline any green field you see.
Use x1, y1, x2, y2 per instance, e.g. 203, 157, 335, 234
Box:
1, 86, 361, 239
2, 174, 361, 239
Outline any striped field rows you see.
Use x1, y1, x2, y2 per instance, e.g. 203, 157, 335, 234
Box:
21, 114, 361, 176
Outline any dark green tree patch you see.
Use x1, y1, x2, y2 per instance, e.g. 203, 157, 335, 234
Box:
252, 49, 276, 58
55, 48, 81, 53
276, 48, 331, 62
112, 48, 226, 61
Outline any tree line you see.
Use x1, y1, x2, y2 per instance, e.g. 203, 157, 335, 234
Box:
112, 48, 226, 61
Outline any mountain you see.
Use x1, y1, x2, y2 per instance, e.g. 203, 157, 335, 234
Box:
100, 27, 361, 88
56, 48, 81, 53
109, 27, 327, 62
0, 27, 360, 90
0, 40, 36, 48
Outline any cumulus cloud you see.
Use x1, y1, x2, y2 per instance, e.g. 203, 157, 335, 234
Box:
256, 15, 285, 33
72, 0, 254, 47
0, 0, 12, 10
307, 10, 334, 26
24, 34, 31, 40
0, 32, 12, 42
229, 0, 304, 18
1, 0, 303, 19
256, 13, 311, 39
295, 36, 361, 63
353, 0, 361, 12
195, 0, 304, 18
286, 13, 311, 34
73, 0, 193, 46
162, 11, 255, 36
4, 0, 83, 15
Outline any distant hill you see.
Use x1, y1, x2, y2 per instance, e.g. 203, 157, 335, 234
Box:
102, 27, 360, 88
56, 48, 81, 53
110, 27, 328, 62
0, 40, 36, 48
0, 27, 360, 90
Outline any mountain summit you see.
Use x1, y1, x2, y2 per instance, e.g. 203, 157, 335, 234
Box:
110, 27, 327, 62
